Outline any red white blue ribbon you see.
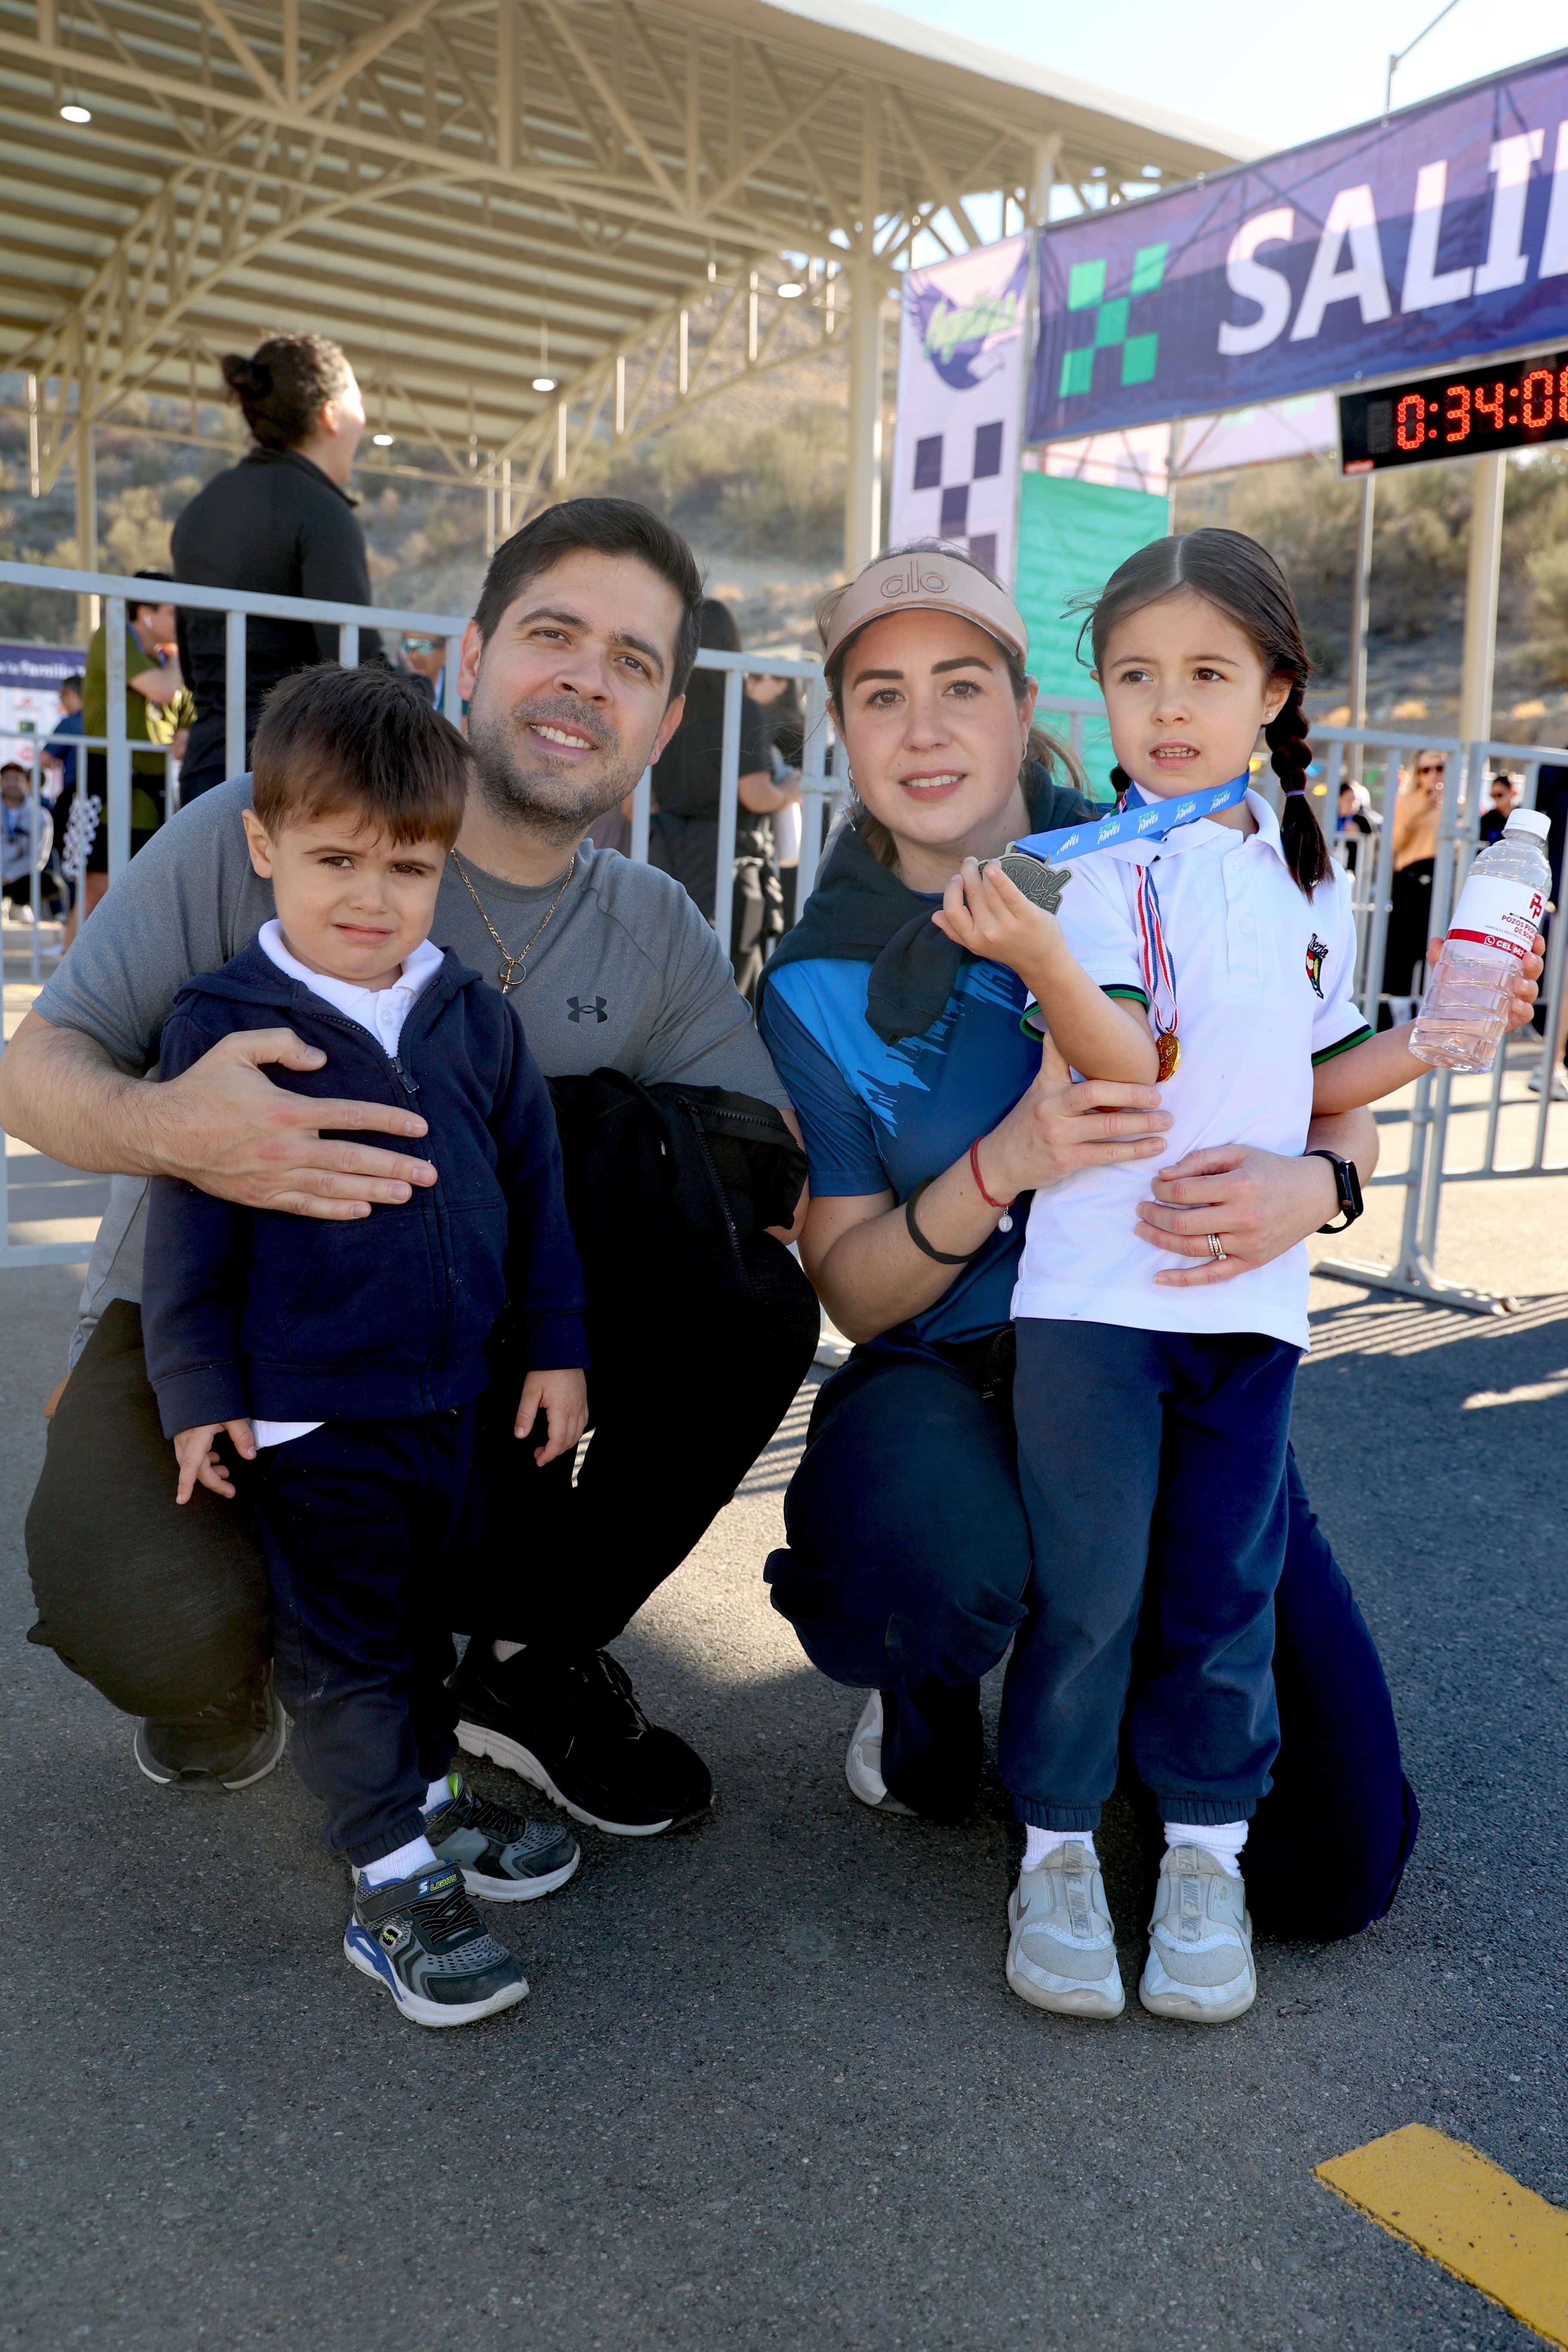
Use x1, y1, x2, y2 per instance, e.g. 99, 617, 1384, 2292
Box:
1133, 862, 1178, 1049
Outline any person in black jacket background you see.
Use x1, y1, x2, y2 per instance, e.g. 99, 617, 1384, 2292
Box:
171, 331, 385, 802
141, 665, 588, 2030
648, 597, 801, 999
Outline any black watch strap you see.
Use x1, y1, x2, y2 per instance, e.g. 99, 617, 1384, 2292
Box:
1308, 1148, 1363, 1233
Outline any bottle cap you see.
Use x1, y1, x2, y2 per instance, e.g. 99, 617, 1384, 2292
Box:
1504, 809, 1551, 841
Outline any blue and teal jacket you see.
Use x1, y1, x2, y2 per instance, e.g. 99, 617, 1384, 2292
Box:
756, 763, 1093, 1349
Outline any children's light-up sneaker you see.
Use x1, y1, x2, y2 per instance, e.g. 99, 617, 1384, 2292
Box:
1138, 1844, 1257, 2024
1005, 1842, 1125, 2019
345, 1860, 527, 2028
423, 1771, 580, 1902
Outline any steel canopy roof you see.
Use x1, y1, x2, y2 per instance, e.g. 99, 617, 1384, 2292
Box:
0, 0, 1254, 494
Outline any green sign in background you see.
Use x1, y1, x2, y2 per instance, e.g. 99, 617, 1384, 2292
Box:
1014, 471, 1170, 801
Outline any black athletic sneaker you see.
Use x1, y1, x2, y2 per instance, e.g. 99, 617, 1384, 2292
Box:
133, 1669, 287, 1791
454, 1644, 713, 1837
345, 1859, 527, 2028
423, 1771, 581, 1902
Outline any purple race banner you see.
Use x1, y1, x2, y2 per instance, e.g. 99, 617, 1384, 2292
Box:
1028, 48, 1568, 443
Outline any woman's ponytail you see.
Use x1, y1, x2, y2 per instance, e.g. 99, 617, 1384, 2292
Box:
1265, 686, 1331, 895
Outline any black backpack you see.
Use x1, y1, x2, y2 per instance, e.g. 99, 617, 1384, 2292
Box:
545, 1070, 820, 1366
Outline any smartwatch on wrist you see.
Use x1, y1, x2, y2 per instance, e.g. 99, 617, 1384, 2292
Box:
1307, 1148, 1363, 1233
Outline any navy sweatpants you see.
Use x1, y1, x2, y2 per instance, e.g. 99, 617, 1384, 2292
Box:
766, 1332, 1418, 1939
245, 1410, 476, 1868
1007, 1318, 1298, 1832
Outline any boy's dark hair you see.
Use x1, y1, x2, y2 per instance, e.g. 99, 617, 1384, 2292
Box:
473, 497, 703, 702
221, 332, 355, 453
58, 674, 84, 698
1077, 528, 1329, 897
130, 568, 174, 624
251, 665, 470, 848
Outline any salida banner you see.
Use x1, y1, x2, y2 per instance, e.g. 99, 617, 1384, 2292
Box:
891, 234, 1030, 582
1027, 49, 1568, 443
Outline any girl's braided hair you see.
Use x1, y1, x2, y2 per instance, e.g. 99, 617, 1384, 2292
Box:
1078, 527, 1330, 897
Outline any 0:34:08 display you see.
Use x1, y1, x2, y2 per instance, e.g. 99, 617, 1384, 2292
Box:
1396, 365, 1568, 448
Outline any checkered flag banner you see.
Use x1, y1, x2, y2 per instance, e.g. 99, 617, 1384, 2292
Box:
890, 234, 1031, 588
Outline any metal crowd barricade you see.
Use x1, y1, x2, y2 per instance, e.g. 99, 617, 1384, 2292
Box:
626, 646, 837, 960
1312, 723, 1568, 1314
0, 558, 838, 1273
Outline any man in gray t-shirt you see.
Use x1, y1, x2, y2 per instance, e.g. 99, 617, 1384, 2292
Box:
3, 497, 812, 1837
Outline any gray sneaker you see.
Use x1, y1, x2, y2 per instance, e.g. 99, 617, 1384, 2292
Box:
844, 1693, 914, 1815
345, 1860, 527, 2028
1138, 1845, 1257, 2024
133, 1669, 287, 1792
1005, 1843, 1125, 2019
423, 1772, 580, 1903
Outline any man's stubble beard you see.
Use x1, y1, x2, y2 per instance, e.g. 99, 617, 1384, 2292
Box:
466, 684, 652, 851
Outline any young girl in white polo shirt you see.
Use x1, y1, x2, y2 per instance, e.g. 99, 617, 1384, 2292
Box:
934, 528, 1482, 2026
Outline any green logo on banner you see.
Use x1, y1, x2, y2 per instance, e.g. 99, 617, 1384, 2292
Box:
922, 289, 1020, 364
1058, 243, 1167, 399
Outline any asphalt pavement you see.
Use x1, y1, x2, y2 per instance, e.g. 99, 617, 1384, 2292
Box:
1, 1199, 1565, 2352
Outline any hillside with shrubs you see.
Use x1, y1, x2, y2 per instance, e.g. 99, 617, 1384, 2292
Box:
1, 367, 1565, 740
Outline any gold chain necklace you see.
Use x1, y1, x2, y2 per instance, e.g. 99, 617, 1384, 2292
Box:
450, 849, 575, 996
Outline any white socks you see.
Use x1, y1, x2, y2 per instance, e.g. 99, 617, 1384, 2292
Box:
1022, 1825, 1098, 1871
356, 1775, 461, 1889
1020, 1820, 1249, 1878
360, 1832, 440, 1888
1165, 1819, 1248, 1878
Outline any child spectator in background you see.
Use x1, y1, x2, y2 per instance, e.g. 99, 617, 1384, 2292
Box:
141, 664, 589, 2030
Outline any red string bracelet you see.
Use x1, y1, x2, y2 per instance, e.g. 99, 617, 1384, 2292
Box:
969, 1139, 1016, 1233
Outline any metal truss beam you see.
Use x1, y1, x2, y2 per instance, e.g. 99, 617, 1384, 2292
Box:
0, 0, 1233, 504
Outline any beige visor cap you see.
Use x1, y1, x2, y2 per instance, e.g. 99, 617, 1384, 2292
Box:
824, 549, 1029, 669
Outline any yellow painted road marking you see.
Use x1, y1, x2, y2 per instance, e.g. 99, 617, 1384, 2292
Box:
1317, 2125, 1568, 2348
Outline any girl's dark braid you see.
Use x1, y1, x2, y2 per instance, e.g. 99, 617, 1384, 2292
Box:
1110, 763, 1132, 802
1265, 685, 1330, 893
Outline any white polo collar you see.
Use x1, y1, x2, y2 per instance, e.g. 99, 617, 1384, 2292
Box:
258, 919, 444, 1044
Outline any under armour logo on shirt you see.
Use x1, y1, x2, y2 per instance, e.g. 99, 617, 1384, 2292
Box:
567, 995, 608, 1023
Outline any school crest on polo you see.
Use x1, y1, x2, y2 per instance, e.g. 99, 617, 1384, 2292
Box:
1305, 933, 1328, 998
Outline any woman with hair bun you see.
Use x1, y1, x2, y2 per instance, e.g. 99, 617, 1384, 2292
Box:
170, 331, 384, 801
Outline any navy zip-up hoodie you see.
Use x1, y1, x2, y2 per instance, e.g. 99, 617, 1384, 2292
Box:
142, 940, 588, 1439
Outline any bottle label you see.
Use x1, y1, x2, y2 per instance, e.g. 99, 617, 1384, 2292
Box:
1446, 873, 1546, 963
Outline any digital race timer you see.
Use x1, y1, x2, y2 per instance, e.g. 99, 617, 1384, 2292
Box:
1340, 352, 1568, 474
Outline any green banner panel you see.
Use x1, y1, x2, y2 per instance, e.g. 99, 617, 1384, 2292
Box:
1014, 471, 1170, 800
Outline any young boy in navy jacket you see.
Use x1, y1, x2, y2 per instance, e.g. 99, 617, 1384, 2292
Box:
142, 664, 590, 2029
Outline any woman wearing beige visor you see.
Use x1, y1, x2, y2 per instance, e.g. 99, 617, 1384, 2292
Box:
756, 542, 1424, 1947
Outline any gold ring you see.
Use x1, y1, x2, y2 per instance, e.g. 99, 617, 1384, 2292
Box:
1207, 1232, 1227, 1262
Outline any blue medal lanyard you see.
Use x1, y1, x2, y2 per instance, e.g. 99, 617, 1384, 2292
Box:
1005, 773, 1251, 1084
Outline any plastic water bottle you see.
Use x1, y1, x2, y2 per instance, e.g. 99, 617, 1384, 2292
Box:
1410, 810, 1551, 1073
